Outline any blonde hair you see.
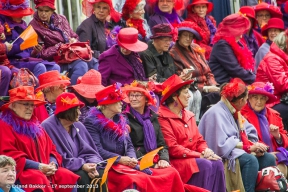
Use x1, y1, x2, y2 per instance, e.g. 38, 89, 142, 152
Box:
273, 32, 287, 52
42, 84, 66, 94
0, 155, 16, 168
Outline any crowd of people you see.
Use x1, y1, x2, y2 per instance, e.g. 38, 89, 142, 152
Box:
1, 0, 288, 191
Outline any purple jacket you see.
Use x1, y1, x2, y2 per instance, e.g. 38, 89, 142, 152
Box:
29, 12, 78, 61
41, 115, 103, 171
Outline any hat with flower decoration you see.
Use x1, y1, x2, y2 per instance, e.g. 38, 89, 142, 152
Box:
247, 82, 277, 104
220, 78, 247, 102
0, 0, 34, 17
95, 83, 125, 105
54, 92, 84, 115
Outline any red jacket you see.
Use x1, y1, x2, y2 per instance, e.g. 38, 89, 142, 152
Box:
256, 43, 288, 106
158, 105, 208, 183
241, 104, 288, 151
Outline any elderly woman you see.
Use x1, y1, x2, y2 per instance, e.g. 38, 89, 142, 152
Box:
41, 92, 107, 192
209, 13, 255, 85
0, 86, 79, 192
72, 69, 104, 123
241, 82, 288, 177
99, 28, 148, 86
0, 155, 24, 192
198, 78, 276, 192
84, 83, 189, 191
170, 21, 219, 120
185, 0, 216, 60
255, 18, 284, 70
77, 0, 125, 59
158, 74, 225, 191
121, 0, 151, 41
29, 0, 97, 85
256, 31, 288, 131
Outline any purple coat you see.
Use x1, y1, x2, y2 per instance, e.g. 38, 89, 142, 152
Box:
29, 12, 78, 61
41, 115, 103, 171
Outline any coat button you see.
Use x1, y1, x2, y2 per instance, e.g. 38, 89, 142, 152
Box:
189, 138, 192, 142
183, 154, 186, 157
184, 124, 188, 128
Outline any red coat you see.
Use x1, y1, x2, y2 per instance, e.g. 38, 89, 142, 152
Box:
241, 104, 288, 151
0, 112, 79, 192
256, 43, 288, 106
158, 105, 208, 183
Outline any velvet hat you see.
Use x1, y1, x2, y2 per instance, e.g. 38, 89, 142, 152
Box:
239, 6, 257, 27
247, 82, 277, 104
0, 0, 34, 17
54, 92, 84, 115
177, 21, 203, 40
72, 69, 104, 99
261, 18, 284, 36
161, 74, 194, 104
187, 0, 213, 14
254, 3, 282, 18
117, 27, 148, 52
34, 0, 56, 10
95, 83, 125, 105
150, 23, 177, 40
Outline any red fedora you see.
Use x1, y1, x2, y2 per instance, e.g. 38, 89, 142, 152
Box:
239, 6, 257, 27
34, 0, 56, 10
72, 69, 104, 99
54, 92, 84, 115
261, 18, 284, 36
161, 74, 194, 104
0, 0, 34, 17
247, 82, 277, 104
1, 86, 46, 111
96, 83, 125, 105
187, 0, 214, 14
117, 28, 148, 52
254, 3, 282, 18
36, 70, 71, 92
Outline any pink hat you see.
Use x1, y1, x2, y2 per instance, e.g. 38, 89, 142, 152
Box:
247, 82, 277, 104
117, 28, 148, 52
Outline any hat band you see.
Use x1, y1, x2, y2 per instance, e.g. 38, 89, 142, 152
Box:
118, 34, 138, 44
2, 1, 30, 10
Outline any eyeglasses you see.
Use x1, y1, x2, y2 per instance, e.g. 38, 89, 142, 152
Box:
159, 0, 173, 3
17, 102, 35, 109
129, 94, 144, 99
256, 14, 271, 18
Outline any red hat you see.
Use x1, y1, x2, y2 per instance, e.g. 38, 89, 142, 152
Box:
261, 18, 284, 36
0, 0, 34, 17
122, 0, 144, 20
34, 0, 56, 10
82, 0, 121, 23
161, 74, 194, 103
36, 70, 71, 92
220, 78, 246, 102
150, 23, 178, 41
187, 0, 213, 14
72, 69, 104, 99
122, 81, 157, 106
177, 21, 203, 40
239, 6, 257, 27
254, 3, 282, 18
54, 92, 84, 115
0, 86, 46, 111
95, 83, 125, 105
117, 27, 148, 52
247, 82, 277, 104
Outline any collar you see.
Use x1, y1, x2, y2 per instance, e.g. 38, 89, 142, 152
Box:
221, 97, 236, 115
148, 41, 163, 57
159, 105, 193, 121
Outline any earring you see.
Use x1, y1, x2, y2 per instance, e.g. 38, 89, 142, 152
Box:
174, 101, 178, 107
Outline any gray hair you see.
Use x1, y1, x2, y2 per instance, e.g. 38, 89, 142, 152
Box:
273, 32, 287, 52
134, 0, 146, 13
0, 155, 16, 168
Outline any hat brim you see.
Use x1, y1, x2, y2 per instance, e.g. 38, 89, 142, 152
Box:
249, 90, 277, 104
54, 102, 85, 115
122, 87, 156, 106
187, 2, 214, 14
150, 34, 173, 39
0, 8, 34, 17
0, 99, 46, 111
255, 8, 282, 18
117, 38, 148, 52
161, 79, 194, 104
35, 80, 71, 92
178, 27, 202, 40
261, 24, 285, 36
72, 84, 105, 99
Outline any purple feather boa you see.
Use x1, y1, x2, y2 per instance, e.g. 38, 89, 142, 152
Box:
87, 107, 129, 142
0, 109, 43, 139
2, 0, 30, 10
205, 16, 216, 45
154, 6, 180, 25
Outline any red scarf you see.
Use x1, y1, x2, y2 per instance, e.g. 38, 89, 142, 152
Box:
126, 18, 146, 39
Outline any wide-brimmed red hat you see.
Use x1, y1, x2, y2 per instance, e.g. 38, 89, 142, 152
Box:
261, 18, 284, 36
54, 92, 84, 115
1, 86, 46, 111
247, 82, 277, 104
239, 6, 257, 27
161, 74, 194, 103
0, 0, 34, 17
72, 69, 104, 99
254, 3, 282, 18
36, 70, 71, 92
34, 0, 56, 10
117, 27, 148, 52
96, 83, 125, 105
122, 81, 157, 106
150, 23, 178, 41
177, 21, 203, 40
187, 0, 213, 14
82, 0, 121, 23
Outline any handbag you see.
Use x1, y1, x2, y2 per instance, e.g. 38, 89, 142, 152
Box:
54, 41, 93, 64
10, 68, 38, 88
88, 177, 108, 192
255, 166, 288, 192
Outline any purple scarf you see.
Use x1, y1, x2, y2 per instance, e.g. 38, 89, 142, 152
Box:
46, 14, 69, 43
205, 16, 216, 46
243, 32, 259, 56
154, 6, 180, 25
130, 107, 157, 152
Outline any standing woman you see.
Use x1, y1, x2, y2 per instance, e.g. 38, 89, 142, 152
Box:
185, 0, 217, 60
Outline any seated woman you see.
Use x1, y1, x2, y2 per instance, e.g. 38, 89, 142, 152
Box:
185, 0, 217, 60
77, 0, 125, 59
72, 69, 104, 123
0, 155, 24, 192
158, 74, 226, 192
29, 0, 97, 85
209, 13, 255, 85
0, 86, 79, 192
98, 28, 148, 86
241, 82, 288, 177
198, 78, 276, 192
41, 92, 107, 192
84, 83, 189, 192
170, 21, 219, 120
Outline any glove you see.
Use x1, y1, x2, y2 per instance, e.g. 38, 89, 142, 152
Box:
134, 165, 153, 175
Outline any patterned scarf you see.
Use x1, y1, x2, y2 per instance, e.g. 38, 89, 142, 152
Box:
46, 14, 69, 43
